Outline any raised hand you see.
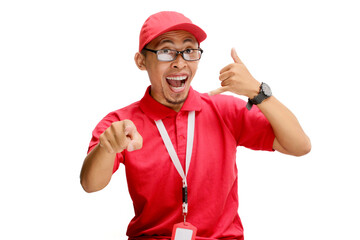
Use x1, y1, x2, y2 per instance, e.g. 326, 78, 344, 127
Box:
209, 48, 260, 98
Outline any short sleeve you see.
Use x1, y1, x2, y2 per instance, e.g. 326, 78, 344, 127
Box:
212, 94, 275, 151
237, 104, 275, 151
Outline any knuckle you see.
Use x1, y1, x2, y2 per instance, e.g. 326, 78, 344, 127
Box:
99, 131, 108, 140
103, 129, 112, 139
110, 122, 120, 132
221, 80, 228, 87
111, 121, 126, 136
124, 119, 136, 129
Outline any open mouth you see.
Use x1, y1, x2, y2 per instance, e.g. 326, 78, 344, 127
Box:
166, 75, 188, 92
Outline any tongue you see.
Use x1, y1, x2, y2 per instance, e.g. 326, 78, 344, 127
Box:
167, 79, 183, 87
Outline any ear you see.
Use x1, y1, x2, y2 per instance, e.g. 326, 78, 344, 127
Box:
134, 52, 146, 70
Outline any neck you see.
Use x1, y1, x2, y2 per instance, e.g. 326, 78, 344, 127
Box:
160, 98, 185, 112
169, 103, 183, 112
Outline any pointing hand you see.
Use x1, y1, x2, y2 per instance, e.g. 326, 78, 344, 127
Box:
99, 120, 143, 154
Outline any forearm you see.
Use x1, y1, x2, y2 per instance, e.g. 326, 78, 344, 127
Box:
211, 48, 311, 156
257, 96, 311, 156
80, 143, 116, 193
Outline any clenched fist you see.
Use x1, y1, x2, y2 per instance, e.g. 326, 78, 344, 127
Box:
99, 120, 143, 154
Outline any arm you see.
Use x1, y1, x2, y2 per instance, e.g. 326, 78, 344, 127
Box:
80, 120, 143, 193
80, 143, 116, 193
257, 96, 311, 156
210, 48, 311, 156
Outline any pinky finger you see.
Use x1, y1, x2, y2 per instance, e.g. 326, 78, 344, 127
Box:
208, 87, 228, 96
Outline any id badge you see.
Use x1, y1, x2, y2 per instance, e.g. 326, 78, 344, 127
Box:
171, 222, 197, 240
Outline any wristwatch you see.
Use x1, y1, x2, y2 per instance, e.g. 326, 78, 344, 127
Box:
246, 82, 272, 110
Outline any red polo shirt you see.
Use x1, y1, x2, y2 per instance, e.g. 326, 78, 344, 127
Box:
88, 86, 275, 240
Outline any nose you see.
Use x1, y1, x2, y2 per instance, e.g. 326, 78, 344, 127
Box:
171, 53, 187, 69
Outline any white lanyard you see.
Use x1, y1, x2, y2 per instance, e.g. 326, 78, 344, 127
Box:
155, 111, 195, 221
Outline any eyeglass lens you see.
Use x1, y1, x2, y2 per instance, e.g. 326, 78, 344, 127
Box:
157, 49, 201, 61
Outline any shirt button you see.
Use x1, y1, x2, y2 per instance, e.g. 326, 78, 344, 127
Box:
179, 135, 185, 140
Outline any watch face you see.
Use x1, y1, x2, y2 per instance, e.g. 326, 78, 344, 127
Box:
262, 83, 272, 96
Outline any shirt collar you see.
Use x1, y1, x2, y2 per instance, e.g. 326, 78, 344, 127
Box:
139, 86, 202, 121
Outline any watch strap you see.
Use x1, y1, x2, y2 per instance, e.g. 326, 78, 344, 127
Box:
251, 91, 268, 105
246, 82, 271, 110
246, 99, 254, 110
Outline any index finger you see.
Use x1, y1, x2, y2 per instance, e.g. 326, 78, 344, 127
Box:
123, 120, 143, 151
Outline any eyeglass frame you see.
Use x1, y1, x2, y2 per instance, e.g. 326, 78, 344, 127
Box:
142, 48, 204, 62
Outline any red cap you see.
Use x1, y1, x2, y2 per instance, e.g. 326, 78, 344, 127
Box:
139, 11, 207, 52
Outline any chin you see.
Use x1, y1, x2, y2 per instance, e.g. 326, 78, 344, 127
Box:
165, 90, 189, 106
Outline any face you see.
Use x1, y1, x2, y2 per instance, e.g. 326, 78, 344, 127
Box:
136, 30, 200, 112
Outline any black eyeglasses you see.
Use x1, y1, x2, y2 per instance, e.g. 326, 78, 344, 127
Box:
143, 48, 203, 62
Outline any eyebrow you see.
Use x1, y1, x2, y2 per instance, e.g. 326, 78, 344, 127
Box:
155, 38, 196, 48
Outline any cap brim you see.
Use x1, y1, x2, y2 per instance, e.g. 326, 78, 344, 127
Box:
140, 23, 207, 51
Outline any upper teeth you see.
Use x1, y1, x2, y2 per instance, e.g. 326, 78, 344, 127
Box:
167, 76, 187, 81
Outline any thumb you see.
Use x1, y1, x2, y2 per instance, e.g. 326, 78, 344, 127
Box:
126, 132, 143, 152
123, 121, 143, 152
231, 48, 242, 64
208, 87, 228, 96
127, 138, 143, 152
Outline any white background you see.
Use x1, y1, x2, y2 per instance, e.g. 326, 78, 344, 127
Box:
1, 0, 359, 239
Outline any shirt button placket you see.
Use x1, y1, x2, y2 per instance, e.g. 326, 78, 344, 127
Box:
176, 112, 187, 164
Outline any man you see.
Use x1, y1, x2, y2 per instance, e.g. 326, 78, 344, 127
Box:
80, 11, 311, 240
